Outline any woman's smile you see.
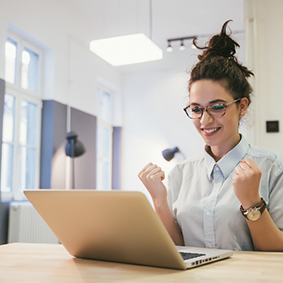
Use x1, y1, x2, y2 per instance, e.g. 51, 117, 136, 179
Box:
201, 127, 221, 135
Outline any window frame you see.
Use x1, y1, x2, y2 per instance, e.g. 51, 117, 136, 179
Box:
1, 31, 43, 201
5, 31, 42, 97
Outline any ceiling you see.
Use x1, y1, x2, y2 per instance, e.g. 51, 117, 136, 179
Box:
69, 0, 245, 74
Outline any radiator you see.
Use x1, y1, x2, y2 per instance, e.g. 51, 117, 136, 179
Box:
8, 201, 59, 244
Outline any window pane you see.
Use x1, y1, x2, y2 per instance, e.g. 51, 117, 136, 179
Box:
20, 100, 37, 146
96, 125, 112, 191
102, 127, 110, 158
5, 38, 17, 84
21, 47, 39, 92
97, 160, 110, 191
101, 91, 111, 121
19, 146, 36, 191
2, 94, 15, 143
1, 143, 14, 192
102, 161, 109, 190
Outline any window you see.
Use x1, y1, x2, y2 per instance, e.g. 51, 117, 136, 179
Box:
5, 38, 17, 84
1, 32, 42, 200
96, 87, 113, 190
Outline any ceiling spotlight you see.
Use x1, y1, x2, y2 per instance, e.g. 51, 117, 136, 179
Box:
166, 42, 173, 52
179, 41, 185, 51
166, 35, 197, 52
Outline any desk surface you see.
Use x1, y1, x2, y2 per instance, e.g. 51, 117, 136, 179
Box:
0, 243, 283, 283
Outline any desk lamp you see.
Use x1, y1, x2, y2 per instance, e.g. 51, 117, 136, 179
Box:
162, 147, 180, 161
65, 131, 85, 189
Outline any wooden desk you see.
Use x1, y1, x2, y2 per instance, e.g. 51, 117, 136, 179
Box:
0, 243, 283, 282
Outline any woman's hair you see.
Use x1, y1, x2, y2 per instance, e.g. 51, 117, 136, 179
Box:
189, 20, 254, 105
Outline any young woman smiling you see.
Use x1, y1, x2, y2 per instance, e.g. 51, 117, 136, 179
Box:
138, 21, 283, 251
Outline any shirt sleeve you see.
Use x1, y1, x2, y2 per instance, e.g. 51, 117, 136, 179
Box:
267, 160, 283, 232
167, 164, 183, 218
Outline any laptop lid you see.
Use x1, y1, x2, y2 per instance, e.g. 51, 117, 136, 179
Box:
24, 190, 232, 270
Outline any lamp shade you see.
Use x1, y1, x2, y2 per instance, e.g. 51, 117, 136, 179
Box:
65, 131, 85, 158
162, 147, 180, 161
89, 33, 163, 66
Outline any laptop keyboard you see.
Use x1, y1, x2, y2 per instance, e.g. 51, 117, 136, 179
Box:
179, 252, 206, 261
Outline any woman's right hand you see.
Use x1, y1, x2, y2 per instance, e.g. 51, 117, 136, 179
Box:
138, 162, 167, 203
138, 162, 185, 246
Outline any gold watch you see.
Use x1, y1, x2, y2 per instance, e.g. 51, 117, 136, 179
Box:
240, 198, 266, 221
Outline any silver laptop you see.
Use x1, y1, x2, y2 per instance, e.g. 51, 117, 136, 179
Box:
24, 190, 233, 270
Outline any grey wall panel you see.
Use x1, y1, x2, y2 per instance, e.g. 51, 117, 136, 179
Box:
50, 101, 67, 189
0, 78, 9, 245
0, 78, 4, 200
40, 100, 67, 189
70, 107, 96, 189
0, 201, 9, 245
40, 100, 54, 188
112, 127, 121, 190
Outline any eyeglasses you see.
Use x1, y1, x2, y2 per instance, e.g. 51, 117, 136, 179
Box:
183, 98, 241, 119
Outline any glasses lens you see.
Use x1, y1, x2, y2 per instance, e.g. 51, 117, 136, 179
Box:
208, 103, 226, 117
187, 106, 202, 119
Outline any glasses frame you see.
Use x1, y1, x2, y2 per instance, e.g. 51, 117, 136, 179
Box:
183, 98, 242, 119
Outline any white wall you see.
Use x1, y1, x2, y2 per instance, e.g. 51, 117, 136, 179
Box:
245, 0, 283, 153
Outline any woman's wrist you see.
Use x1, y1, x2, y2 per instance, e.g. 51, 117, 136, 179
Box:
240, 196, 262, 210
152, 195, 168, 211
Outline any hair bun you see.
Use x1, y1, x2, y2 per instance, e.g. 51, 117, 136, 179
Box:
194, 20, 239, 61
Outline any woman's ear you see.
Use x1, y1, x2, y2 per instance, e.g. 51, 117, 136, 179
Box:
239, 97, 249, 117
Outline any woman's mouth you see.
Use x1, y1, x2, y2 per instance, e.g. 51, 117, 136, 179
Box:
202, 127, 221, 135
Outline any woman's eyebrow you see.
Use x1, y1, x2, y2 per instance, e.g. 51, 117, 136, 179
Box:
210, 99, 227, 104
190, 99, 227, 106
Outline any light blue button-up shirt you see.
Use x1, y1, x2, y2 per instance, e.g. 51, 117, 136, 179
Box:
167, 136, 283, 251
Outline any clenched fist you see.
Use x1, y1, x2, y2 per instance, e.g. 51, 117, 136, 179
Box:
138, 162, 167, 203
232, 158, 262, 209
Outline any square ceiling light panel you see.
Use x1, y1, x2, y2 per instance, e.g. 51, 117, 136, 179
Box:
89, 33, 163, 66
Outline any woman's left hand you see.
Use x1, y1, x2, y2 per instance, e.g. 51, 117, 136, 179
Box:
232, 158, 262, 209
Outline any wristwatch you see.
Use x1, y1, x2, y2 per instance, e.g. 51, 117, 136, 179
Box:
240, 198, 266, 221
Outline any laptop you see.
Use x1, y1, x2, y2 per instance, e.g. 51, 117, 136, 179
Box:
24, 190, 233, 270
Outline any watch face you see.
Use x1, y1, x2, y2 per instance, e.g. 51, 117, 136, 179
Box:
246, 209, 261, 221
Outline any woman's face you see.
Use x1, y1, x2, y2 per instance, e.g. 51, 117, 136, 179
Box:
189, 79, 248, 158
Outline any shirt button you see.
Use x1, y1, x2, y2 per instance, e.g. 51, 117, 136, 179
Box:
206, 211, 211, 216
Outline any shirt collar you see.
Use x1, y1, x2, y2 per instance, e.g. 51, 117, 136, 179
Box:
204, 135, 250, 180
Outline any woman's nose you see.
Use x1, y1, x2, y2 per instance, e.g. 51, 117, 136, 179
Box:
200, 110, 214, 125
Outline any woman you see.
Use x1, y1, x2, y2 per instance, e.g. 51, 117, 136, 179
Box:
138, 21, 283, 251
